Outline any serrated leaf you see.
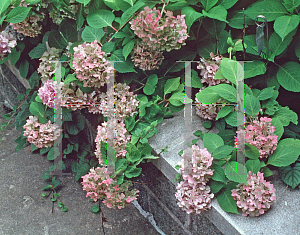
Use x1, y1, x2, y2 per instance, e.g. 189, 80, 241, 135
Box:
244, 60, 266, 79
210, 180, 226, 193
143, 74, 158, 95
6, 7, 31, 23
272, 106, 298, 126
196, 86, 221, 103
276, 61, 300, 92
203, 133, 224, 152
87, 9, 115, 28
244, 94, 261, 116
225, 161, 247, 183
164, 77, 180, 96
181, 6, 203, 31
279, 163, 300, 189
216, 105, 233, 120
91, 204, 100, 213
217, 182, 239, 214
81, 26, 105, 42
274, 15, 299, 41
212, 145, 235, 160
202, 5, 228, 23
245, 159, 261, 174
244, 143, 259, 159
212, 163, 227, 183
213, 84, 237, 103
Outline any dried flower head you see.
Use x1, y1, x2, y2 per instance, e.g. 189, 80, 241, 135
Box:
130, 6, 189, 52
72, 40, 115, 88
0, 31, 17, 60
94, 121, 131, 165
10, 14, 44, 37
197, 53, 230, 86
37, 47, 62, 83
236, 117, 278, 159
90, 83, 139, 121
131, 41, 164, 70
81, 167, 139, 209
23, 116, 60, 148
231, 171, 276, 217
175, 145, 214, 214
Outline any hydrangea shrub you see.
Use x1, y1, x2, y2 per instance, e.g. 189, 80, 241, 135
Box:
0, 31, 17, 60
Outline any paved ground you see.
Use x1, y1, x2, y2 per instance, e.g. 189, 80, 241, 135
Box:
0, 105, 160, 235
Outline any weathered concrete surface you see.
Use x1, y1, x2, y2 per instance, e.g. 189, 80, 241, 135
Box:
148, 106, 300, 235
0, 106, 160, 235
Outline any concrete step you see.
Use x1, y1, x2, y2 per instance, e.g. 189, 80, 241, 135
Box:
148, 107, 300, 235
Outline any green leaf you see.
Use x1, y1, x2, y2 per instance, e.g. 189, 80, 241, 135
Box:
181, 6, 203, 31
271, 117, 284, 140
0, 0, 11, 16
115, 158, 128, 172
244, 143, 259, 160
213, 84, 237, 103
196, 86, 221, 103
210, 180, 226, 193
212, 163, 227, 183
279, 162, 300, 189
296, 42, 300, 61
126, 143, 141, 163
29, 102, 45, 119
124, 166, 142, 178
202, 121, 212, 129
202, 5, 228, 23
19, 60, 29, 78
261, 166, 273, 177
164, 77, 180, 96
217, 182, 239, 214
63, 144, 73, 154
267, 138, 300, 167
64, 74, 77, 84
76, 4, 85, 31
244, 94, 260, 116
227, 10, 252, 29
47, 147, 60, 160
217, 0, 239, 9
169, 92, 192, 106
110, 49, 136, 73
272, 106, 298, 126
87, 9, 115, 28
245, 159, 261, 174
244, 0, 287, 22
123, 0, 137, 6
203, 133, 224, 152
254, 87, 274, 101
120, 0, 145, 25
190, 69, 203, 89
9, 48, 21, 66
65, 114, 85, 135
75, 163, 90, 181
200, 0, 218, 11
216, 105, 233, 120
220, 58, 243, 85
91, 204, 100, 213
143, 74, 158, 95
6, 7, 31, 23
40, 147, 51, 155
269, 31, 296, 62
48, 30, 68, 49
125, 116, 135, 132
28, 43, 47, 59
81, 26, 105, 42
31, 143, 38, 152
123, 40, 136, 61
59, 19, 78, 43
274, 15, 299, 41
42, 185, 53, 191
244, 60, 266, 79
42, 171, 51, 179
277, 61, 300, 92
225, 161, 247, 183
193, 130, 203, 137
212, 145, 235, 160
224, 111, 237, 127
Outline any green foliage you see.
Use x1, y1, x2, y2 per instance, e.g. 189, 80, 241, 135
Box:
87, 9, 115, 28
276, 61, 300, 92
203, 133, 224, 152
181, 6, 203, 31
224, 161, 248, 184
81, 26, 105, 42
279, 163, 300, 189
217, 182, 239, 214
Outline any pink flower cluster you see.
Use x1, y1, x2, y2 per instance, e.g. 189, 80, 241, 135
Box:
0, 31, 17, 60
23, 116, 60, 148
131, 41, 164, 71
72, 40, 114, 88
94, 121, 131, 165
237, 117, 278, 159
38, 80, 64, 109
81, 167, 139, 209
197, 52, 230, 86
90, 83, 139, 121
37, 47, 62, 83
175, 145, 214, 214
231, 171, 276, 217
130, 6, 189, 52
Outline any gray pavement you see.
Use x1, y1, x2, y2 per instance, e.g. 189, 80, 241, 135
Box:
0, 106, 160, 235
